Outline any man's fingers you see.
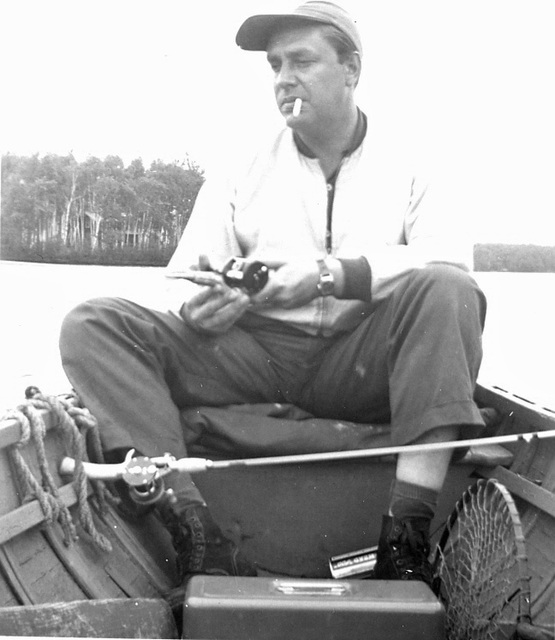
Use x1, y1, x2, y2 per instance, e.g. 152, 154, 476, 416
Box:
190, 288, 250, 332
190, 282, 226, 305
201, 300, 248, 331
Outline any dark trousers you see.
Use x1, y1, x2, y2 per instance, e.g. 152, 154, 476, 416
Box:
59, 264, 486, 503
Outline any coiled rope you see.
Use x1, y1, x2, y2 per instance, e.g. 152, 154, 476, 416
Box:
2, 390, 113, 552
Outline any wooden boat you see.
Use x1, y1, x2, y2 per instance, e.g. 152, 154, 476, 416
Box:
0, 382, 553, 638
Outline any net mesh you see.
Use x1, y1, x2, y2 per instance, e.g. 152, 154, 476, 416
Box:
435, 479, 531, 640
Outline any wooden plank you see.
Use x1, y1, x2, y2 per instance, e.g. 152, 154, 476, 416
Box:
0, 490, 171, 603
0, 407, 57, 451
86, 508, 169, 599
0, 569, 20, 609
522, 438, 555, 492
522, 512, 555, 629
475, 384, 555, 432
0, 449, 26, 516
0, 546, 33, 606
42, 522, 123, 601
101, 509, 176, 592
0, 598, 178, 638
0, 419, 27, 451
0, 482, 79, 545
478, 466, 555, 519
1, 528, 87, 605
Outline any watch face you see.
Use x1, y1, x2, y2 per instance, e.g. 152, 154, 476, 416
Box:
316, 258, 334, 296
318, 273, 335, 296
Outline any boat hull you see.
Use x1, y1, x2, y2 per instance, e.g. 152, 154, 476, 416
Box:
0, 383, 553, 637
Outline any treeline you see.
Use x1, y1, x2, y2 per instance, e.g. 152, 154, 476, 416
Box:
2, 154, 553, 271
474, 243, 555, 272
1, 153, 205, 266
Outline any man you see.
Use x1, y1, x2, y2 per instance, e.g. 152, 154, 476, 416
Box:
60, 1, 486, 587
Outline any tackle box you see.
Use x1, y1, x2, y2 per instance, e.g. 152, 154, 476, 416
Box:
182, 576, 445, 639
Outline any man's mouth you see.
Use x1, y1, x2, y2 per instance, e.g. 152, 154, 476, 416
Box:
282, 98, 303, 116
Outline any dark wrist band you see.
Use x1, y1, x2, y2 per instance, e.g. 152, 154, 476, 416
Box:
337, 257, 372, 301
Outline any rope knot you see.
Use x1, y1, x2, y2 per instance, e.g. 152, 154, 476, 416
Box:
4, 389, 112, 553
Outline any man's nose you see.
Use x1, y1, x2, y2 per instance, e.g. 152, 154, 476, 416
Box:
275, 62, 297, 88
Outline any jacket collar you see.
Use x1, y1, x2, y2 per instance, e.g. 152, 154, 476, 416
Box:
293, 108, 367, 159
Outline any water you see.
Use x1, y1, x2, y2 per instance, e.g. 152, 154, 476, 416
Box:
1, 261, 554, 414
0, 261, 169, 413
476, 271, 555, 409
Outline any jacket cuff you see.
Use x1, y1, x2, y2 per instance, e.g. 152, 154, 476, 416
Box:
337, 257, 372, 301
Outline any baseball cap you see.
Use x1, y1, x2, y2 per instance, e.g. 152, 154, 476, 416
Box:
236, 1, 363, 55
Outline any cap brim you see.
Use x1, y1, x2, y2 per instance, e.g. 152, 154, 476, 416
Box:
236, 14, 329, 51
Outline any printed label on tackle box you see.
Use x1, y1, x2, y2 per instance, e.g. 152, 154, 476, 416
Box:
329, 545, 378, 579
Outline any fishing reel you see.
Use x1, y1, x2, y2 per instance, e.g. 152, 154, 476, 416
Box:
117, 451, 206, 506
121, 454, 167, 506
221, 257, 269, 294
166, 256, 269, 294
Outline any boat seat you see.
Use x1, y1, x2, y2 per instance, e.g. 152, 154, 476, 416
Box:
457, 443, 514, 467
182, 403, 512, 469
0, 598, 178, 638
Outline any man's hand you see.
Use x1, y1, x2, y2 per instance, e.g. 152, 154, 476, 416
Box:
179, 255, 250, 334
181, 282, 251, 334
250, 259, 321, 310
250, 258, 345, 309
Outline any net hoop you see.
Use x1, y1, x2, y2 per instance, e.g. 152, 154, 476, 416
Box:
434, 478, 531, 640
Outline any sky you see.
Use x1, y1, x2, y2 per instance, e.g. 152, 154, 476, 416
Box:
1, 0, 554, 244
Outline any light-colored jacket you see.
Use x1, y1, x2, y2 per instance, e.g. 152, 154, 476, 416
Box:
167, 126, 473, 336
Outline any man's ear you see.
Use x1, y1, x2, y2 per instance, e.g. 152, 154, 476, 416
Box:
344, 51, 362, 88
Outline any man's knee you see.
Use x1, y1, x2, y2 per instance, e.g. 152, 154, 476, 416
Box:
390, 264, 487, 337
413, 264, 485, 314
416, 263, 475, 290
60, 297, 120, 356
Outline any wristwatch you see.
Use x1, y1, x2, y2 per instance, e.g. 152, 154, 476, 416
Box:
316, 259, 335, 296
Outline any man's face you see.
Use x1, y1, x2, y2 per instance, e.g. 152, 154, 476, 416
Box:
266, 25, 352, 131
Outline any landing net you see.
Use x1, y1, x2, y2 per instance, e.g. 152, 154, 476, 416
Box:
434, 478, 531, 640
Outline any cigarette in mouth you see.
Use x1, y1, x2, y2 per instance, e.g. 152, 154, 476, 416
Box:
292, 98, 302, 117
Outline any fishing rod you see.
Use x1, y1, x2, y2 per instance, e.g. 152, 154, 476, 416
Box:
60, 427, 555, 484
